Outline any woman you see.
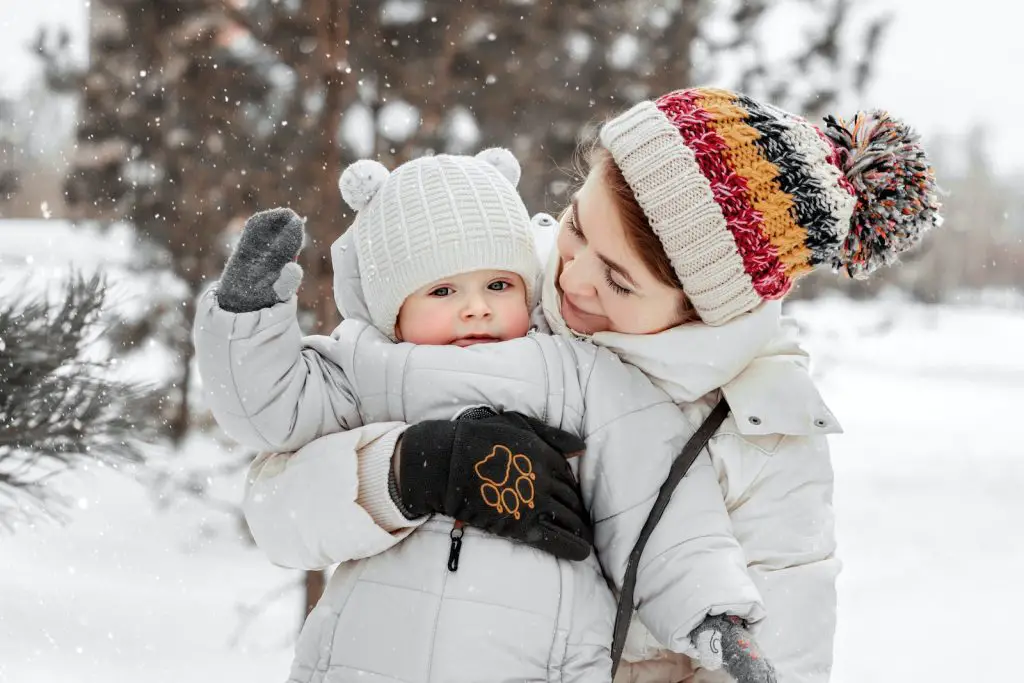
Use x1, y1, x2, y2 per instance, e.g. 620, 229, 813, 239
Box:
241, 87, 940, 682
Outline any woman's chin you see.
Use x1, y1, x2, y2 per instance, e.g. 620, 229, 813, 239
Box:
563, 314, 592, 335
560, 295, 606, 335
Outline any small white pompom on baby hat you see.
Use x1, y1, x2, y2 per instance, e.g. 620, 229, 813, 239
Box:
339, 159, 390, 212
475, 147, 521, 187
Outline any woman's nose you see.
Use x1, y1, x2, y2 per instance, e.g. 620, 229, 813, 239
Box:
559, 255, 596, 297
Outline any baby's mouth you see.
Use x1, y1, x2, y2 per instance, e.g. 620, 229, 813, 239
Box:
453, 335, 501, 347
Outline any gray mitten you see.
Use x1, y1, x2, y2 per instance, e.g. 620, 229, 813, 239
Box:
216, 207, 305, 313
690, 615, 776, 683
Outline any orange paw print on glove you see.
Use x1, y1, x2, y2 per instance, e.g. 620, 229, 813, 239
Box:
474, 445, 536, 520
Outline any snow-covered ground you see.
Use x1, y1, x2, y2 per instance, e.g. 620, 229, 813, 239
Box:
790, 296, 1024, 682
2, 220, 1023, 682
0, 438, 301, 683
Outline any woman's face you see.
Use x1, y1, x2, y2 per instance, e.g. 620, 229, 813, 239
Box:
555, 170, 689, 335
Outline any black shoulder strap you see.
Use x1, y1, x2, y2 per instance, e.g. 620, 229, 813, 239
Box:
609, 397, 731, 678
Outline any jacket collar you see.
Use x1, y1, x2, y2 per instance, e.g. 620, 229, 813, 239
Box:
540, 242, 841, 436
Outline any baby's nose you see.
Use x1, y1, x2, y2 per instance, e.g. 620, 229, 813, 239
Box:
461, 294, 492, 318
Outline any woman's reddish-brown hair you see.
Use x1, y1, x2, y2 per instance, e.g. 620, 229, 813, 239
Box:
588, 146, 680, 291
582, 144, 695, 320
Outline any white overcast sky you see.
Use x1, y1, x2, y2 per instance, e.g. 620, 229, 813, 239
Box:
1, 0, 1021, 174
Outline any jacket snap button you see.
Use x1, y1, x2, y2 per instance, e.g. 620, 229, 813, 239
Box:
748, 416, 762, 426
814, 418, 827, 428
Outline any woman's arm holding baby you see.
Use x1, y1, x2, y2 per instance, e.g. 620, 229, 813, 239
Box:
243, 410, 594, 568
243, 422, 422, 569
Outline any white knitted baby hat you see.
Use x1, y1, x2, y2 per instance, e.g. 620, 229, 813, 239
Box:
338, 148, 540, 339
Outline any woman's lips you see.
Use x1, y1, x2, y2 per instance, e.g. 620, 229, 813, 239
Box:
560, 293, 604, 331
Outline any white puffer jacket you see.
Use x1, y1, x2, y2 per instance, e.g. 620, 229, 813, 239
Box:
194, 230, 764, 683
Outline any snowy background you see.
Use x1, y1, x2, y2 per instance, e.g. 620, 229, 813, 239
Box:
3, 0, 1024, 681
4, 0, 1024, 174
2, 222, 1023, 682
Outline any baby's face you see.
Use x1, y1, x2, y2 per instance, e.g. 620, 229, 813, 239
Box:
395, 269, 531, 347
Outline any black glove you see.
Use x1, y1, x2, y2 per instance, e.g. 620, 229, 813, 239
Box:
397, 410, 592, 561
690, 615, 777, 683
216, 207, 305, 313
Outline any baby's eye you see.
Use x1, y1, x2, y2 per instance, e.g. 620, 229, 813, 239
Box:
429, 286, 452, 297
487, 280, 513, 292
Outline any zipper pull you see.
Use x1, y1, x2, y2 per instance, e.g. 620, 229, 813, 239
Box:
448, 521, 465, 572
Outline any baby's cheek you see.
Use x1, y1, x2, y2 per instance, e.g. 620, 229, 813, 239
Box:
397, 307, 453, 345
504, 301, 533, 339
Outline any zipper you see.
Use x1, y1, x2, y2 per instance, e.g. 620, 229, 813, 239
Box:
447, 520, 465, 572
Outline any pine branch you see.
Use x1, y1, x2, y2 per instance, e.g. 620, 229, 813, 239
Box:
0, 273, 163, 526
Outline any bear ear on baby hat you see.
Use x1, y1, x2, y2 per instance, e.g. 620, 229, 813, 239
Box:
475, 147, 521, 188
339, 159, 390, 212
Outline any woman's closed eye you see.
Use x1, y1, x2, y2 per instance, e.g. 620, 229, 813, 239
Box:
604, 267, 633, 296
567, 207, 584, 240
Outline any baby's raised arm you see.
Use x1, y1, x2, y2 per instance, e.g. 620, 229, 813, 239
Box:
194, 208, 362, 452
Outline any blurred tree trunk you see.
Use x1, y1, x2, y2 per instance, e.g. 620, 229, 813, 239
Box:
304, 570, 326, 623
0, 98, 21, 210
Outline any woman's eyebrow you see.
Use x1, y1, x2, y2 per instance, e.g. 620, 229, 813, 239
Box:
573, 197, 639, 288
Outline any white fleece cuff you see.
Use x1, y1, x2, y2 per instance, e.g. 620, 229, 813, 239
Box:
356, 425, 418, 532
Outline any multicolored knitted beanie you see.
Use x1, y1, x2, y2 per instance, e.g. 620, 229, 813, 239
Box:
599, 87, 941, 326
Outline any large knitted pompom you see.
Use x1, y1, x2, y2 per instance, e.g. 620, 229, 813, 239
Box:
339, 159, 390, 212
475, 147, 521, 187
822, 111, 942, 278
